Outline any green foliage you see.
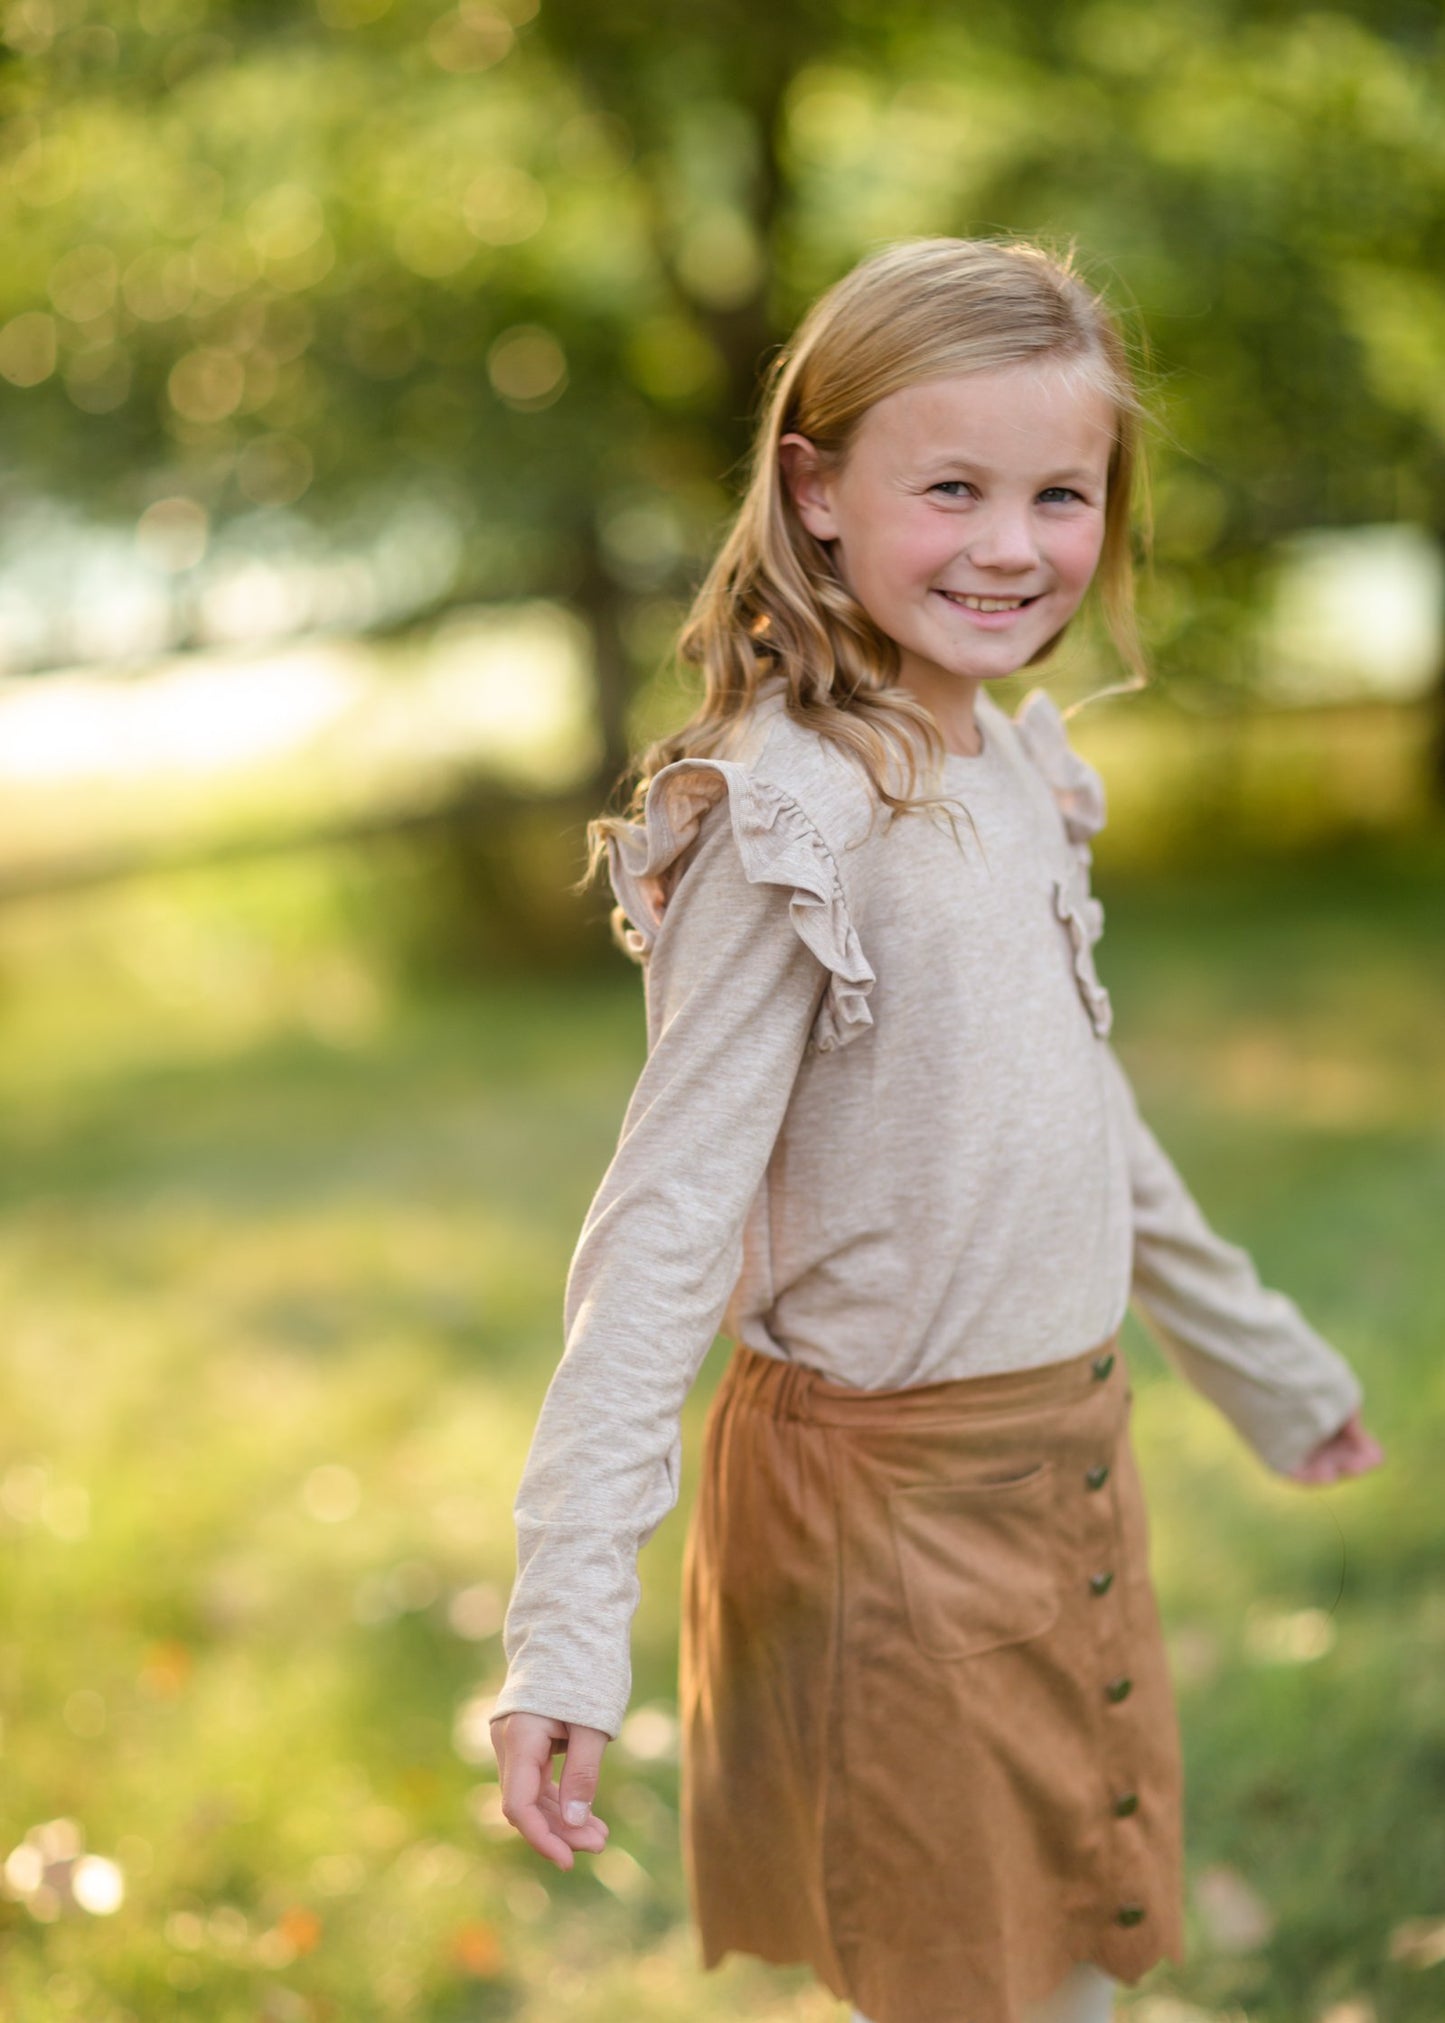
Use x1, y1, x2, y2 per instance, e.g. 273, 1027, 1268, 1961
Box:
0, 844, 1441, 2017
2, 0, 1442, 735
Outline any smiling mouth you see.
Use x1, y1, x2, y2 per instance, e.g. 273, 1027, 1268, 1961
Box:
935, 590, 1042, 612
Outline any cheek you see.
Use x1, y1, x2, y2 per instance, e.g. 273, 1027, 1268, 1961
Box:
1054, 520, 1107, 588
834, 500, 952, 607
868, 513, 954, 590
844, 529, 922, 601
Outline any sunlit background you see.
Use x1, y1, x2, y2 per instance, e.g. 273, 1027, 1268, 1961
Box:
1, 2, 1443, 2019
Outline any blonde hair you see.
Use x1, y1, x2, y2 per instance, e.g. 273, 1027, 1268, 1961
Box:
583, 232, 1157, 893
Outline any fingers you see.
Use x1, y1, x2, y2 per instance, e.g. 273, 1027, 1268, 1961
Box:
1336, 1422, 1386, 1477
1330, 1413, 1384, 1474
535, 1780, 610, 1853
556, 1721, 609, 1830
1327, 1412, 1385, 1478
490, 1712, 612, 1872
1286, 1412, 1386, 1486
1290, 1449, 1345, 1485
493, 1713, 574, 1868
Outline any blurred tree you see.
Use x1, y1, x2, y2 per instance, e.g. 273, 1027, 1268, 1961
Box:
0, 0, 1441, 795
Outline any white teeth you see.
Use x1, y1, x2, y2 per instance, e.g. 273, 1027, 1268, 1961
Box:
945, 593, 1029, 612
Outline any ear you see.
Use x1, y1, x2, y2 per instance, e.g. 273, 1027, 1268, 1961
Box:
778, 432, 840, 542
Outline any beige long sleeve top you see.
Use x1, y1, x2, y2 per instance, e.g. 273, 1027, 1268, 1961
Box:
492, 676, 1364, 1739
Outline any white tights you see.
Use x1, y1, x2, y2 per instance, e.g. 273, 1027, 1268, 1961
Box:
850, 1959, 1116, 2023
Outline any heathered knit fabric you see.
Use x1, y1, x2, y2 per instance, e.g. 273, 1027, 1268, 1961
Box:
492, 677, 1363, 1739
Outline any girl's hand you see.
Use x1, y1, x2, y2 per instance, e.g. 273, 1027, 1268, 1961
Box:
488, 1710, 611, 1872
1286, 1408, 1385, 1486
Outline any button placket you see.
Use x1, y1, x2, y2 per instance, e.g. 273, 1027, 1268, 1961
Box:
1079, 1351, 1149, 1936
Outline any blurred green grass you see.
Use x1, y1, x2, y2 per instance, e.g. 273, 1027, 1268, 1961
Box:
0, 838, 1441, 2022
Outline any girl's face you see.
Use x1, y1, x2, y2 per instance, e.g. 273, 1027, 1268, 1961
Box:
780, 359, 1115, 712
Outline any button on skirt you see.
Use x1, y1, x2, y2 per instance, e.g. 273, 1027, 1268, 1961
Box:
678, 1333, 1186, 2023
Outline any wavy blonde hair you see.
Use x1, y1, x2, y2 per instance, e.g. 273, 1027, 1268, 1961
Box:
582, 232, 1156, 894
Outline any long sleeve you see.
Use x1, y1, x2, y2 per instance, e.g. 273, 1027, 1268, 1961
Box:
491, 802, 831, 1738
1101, 1041, 1364, 1474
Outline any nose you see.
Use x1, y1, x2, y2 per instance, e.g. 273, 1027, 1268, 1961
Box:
965, 500, 1041, 574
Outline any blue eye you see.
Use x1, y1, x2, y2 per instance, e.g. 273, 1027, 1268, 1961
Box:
929, 482, 1087, 503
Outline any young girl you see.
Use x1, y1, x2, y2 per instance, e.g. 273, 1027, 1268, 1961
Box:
488, 236, 1384, 2023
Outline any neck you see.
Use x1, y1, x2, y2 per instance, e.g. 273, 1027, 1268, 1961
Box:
894, 662, 985, 758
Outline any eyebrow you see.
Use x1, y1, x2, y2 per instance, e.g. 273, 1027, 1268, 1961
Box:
917, 457, 1104, 484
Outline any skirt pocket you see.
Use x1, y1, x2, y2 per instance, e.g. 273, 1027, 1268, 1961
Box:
886, 1459, 1062, 1660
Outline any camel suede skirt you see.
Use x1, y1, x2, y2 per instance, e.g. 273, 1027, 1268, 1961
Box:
678, 1332, 1186, 2023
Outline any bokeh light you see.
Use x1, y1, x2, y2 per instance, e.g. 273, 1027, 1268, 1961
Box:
0, 7, 1439, 2020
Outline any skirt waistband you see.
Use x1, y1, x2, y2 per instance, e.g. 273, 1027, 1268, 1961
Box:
720, 1330, 1124, 1428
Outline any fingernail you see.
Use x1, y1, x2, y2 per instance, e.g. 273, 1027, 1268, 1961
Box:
563, 1800, 590, 1826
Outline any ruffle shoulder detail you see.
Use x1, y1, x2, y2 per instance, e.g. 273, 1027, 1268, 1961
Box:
1010, 687, 1108, 861
605, 756, 876, 1055
1010, 688, 1114, 1041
